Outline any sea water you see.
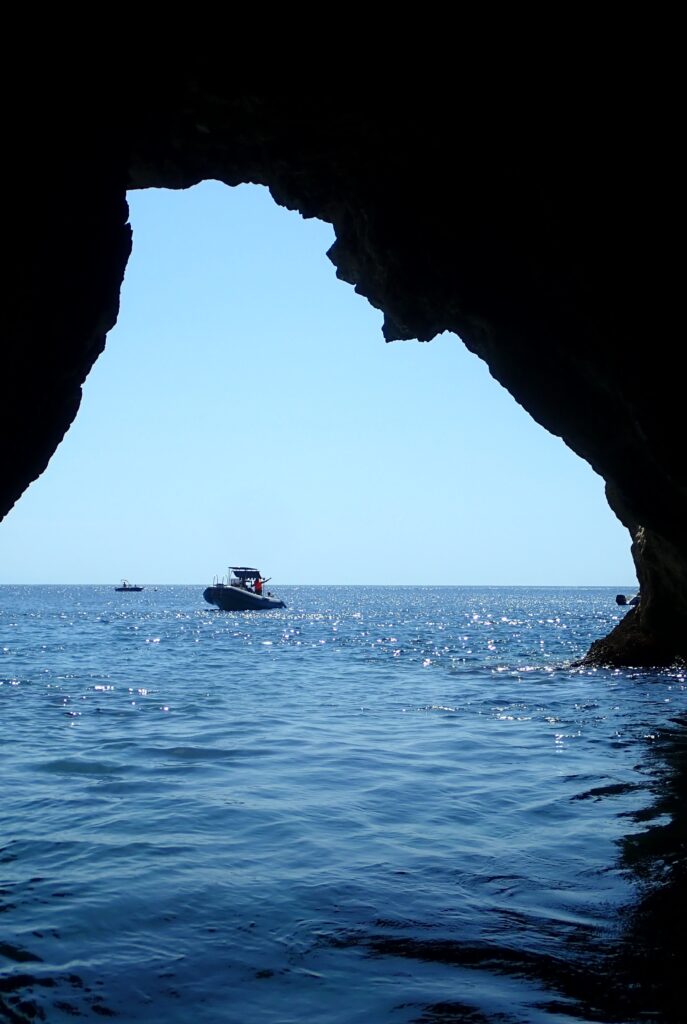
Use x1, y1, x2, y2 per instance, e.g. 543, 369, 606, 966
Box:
1, 586, 684, 1023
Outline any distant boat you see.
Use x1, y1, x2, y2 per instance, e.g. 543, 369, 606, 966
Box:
115, 579, 144, 592
203, 567, 285, 611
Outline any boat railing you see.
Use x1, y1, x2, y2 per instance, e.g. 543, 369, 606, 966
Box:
212, 573, 249, 589
211, 571, 265, 590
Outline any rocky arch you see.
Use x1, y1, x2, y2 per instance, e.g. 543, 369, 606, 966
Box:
4, 80, 685, 666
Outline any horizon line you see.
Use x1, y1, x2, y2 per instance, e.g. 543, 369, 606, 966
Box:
0, 582, 638, 589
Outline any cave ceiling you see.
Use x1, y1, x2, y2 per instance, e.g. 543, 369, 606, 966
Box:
3, 77, 684, 664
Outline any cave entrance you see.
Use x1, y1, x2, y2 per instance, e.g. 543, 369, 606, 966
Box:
0, 182, 635, 587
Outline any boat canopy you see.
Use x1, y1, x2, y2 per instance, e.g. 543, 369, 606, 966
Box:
229, 567, 260, 580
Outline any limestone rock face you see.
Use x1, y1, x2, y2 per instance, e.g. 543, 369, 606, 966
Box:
3, 78, 685, 666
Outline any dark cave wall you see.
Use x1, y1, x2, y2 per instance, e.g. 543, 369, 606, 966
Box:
4, 150, 132, 525
3, 81, 685, 664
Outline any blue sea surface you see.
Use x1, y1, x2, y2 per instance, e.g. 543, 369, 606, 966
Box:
1, 585, 685, 1023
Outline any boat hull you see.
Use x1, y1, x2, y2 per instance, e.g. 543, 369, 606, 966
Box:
203, 585, 285, 611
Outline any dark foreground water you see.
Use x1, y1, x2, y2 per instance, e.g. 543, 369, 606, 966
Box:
1, 586, 685, 1024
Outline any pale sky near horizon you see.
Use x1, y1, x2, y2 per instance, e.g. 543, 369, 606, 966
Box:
0, 181, 637, 587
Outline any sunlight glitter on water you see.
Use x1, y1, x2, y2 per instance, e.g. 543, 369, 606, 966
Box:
1, 585, 685, 1023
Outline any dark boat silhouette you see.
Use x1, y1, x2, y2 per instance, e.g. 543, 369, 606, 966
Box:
115, 579, 144, 592
204, 567, 285, 611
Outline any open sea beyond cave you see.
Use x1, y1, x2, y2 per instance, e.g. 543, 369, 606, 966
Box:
1, 585, 685, 1024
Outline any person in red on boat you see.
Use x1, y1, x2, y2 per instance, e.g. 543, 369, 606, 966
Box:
254, 573, 263, 595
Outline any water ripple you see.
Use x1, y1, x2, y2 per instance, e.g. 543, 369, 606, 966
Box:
1, 585, 684, 1022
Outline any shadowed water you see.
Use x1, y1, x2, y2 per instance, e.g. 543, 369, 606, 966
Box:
1, 586, 684, 1023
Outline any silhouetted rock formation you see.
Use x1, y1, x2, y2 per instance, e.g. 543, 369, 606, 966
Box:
4, 73, 685, 666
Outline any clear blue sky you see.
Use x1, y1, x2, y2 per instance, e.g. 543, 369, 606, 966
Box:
1, 182, 637, 586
